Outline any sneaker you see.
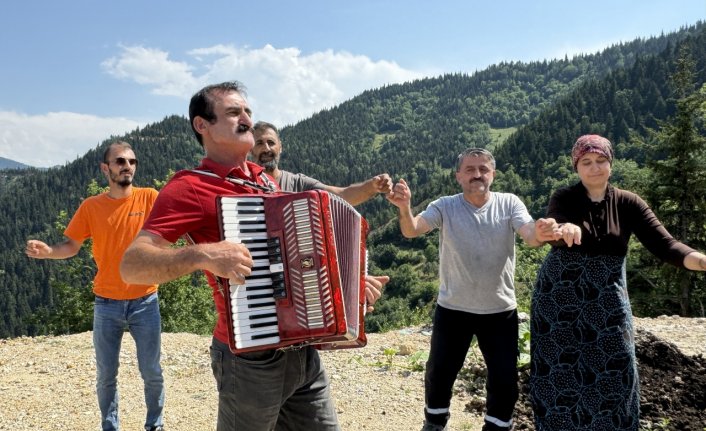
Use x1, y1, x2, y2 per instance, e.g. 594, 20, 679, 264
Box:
146, 427, 164, 431
421, 422, 448, 431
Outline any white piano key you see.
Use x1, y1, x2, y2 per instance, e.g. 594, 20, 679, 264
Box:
229, 279, 275, 289
232, 299, 277, 312
223, 230, 268, 241
220, 196, 264, 205
230, 288, 275, 299
221, 202, 265, 210
221, 215, 265, 224
251, 258, 272, 267
246, 269, 276, 278
247, 249, 270, 258
223, 224, 266, 232
235, 335, 281, 349
231, 294, 275, 305
235, 333, 281, 345
234, 329, 280, 340
233, 323, 279, 337
231, 305, 278, 321
232, 315, 278, 329
233, 321, 279, 334
232, 317, 278, 330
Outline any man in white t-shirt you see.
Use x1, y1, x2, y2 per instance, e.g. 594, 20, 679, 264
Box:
387, 148, 557, 431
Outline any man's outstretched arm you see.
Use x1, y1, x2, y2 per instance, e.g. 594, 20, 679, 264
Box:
120, 231, 253, 285
322, 173, 393, 206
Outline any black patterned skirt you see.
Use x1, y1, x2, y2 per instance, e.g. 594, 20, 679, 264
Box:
530, 248, 639, 430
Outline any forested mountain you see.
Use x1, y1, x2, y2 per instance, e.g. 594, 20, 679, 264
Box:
494, 27, 706, 215
1, 22, 703, 338
0, 157, 32, 170
0, 116, 202, 337
277, 23, 704, 229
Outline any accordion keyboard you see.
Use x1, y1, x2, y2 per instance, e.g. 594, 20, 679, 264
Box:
220, 197, 285, 349
218, 191, 366, 353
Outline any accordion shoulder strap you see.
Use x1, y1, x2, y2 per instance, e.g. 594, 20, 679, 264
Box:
190, 169, 277, 193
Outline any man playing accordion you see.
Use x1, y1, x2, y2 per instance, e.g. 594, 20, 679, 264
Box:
120, 81, 387, 431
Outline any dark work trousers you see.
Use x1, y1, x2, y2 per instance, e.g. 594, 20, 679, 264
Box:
424, 305, 519, 428
209, 338, 339, 431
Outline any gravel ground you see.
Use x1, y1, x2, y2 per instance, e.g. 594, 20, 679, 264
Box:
0, 316, 703, 431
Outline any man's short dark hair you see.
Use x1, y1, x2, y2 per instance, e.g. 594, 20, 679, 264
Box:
103, 140, 133, 164
253, 121, 279, 136
456, 148, 496, 171
188, 81, 247, 146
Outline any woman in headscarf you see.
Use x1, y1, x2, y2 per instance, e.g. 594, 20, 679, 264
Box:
529, 134, 706, 430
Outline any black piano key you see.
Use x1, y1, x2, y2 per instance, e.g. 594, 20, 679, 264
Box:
250, 321, 278, 329
251, 332, 281, 340
239, 301, 276, 310
248, 312, 277, 321
247, 293, 275, 300
245, 285, 272, 291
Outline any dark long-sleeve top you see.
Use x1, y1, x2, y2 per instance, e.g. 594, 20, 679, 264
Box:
546, 182, 695, 267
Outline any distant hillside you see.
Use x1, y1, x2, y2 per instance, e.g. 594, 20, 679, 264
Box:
0, 22, 703, 339
0, 115, 202, 338
0, 157, 32, 170
278, 22, 705, 230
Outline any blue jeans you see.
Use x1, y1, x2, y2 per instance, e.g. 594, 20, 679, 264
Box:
209, 338, 339, 431
93, 292, 165, 431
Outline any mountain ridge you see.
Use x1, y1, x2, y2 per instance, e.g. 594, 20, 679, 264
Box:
0, 156, 34, 170
0, 22, 704, 339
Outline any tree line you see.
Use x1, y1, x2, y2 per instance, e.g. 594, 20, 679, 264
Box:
0, 22, 703, 338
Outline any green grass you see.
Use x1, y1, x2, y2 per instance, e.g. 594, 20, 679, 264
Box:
487, 127, 517, 151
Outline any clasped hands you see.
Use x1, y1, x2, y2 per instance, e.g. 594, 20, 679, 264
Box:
536, 219, 582, 247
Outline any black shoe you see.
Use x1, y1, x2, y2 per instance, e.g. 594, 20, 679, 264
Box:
421, 422, 448, 431
481, 422, 513, 431
146, 427, 164, 431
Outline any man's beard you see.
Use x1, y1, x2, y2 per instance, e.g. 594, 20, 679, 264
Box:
111, 171, 133, 187
259, 158, 279, 171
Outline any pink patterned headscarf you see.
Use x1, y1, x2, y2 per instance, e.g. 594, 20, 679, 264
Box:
571, 134, 613, 171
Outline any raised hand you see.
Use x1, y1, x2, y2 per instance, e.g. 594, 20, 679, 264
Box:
25, 240, 51, 258
371, 173, 393, 194
364, 275, 389, 313
386, 179, 412, 208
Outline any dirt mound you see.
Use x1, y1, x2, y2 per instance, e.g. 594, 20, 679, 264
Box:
461, 328, 706, 430
635, 329, 706, 430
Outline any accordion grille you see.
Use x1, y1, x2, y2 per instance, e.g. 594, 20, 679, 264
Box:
328, 194, 363, 336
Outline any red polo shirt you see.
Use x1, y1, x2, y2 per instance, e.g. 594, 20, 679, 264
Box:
142, 158, 279, 344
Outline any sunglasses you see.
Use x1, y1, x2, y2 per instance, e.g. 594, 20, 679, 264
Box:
107, 157, 138, 166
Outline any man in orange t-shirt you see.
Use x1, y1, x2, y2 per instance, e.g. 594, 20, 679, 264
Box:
26, 141, 163, 431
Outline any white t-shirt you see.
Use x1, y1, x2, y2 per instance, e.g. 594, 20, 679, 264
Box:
420, 192, 533, 314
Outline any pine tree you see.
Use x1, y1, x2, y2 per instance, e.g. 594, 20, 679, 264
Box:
647, 45, 706, 316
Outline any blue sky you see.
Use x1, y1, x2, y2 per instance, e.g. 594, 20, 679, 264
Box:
1, 0, 703, 167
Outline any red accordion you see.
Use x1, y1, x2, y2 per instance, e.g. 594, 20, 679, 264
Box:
216, 190, 368, 354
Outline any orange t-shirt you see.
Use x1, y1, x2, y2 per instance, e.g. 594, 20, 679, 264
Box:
64, 187, 159, 300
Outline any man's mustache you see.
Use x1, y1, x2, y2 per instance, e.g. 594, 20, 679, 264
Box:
258, 152, 276, 161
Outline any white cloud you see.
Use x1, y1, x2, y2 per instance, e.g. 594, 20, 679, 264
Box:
1, 44, 427, 168
0, 111, 144, 168
101, 43, 427, 127
101, 45, 198, 97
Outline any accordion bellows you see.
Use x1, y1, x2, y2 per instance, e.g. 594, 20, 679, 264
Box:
217, 190, 368, 354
